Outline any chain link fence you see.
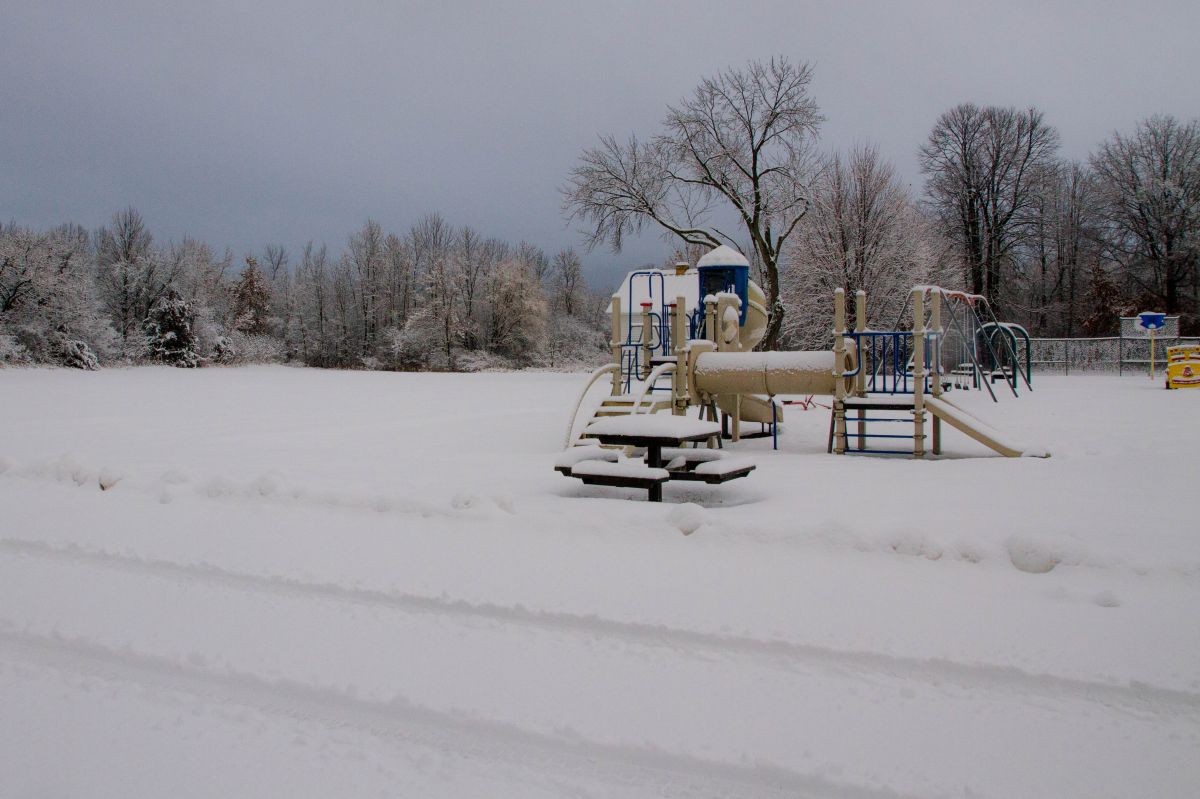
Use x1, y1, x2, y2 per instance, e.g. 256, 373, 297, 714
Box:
1030, 336, 1200, 374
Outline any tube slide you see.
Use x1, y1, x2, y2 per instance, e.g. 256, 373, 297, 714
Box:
715, 393, 779, 424
923, 396, 1048, 458
692, 350, 856, 398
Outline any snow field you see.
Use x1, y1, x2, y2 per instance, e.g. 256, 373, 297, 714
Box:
2, 366, 1199, 797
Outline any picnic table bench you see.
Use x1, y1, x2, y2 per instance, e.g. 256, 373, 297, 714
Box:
555, 416, 755, 502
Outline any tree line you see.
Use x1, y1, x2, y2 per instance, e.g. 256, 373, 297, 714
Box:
565, 58, 1200, 347
0, 210, 609, 370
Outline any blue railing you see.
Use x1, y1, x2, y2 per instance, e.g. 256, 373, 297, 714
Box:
846, 331, 942, 395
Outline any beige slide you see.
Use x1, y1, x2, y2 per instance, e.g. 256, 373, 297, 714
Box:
923, 396, 1048, 458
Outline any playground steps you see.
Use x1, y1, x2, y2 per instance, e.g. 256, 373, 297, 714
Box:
832, 395, 925, 455
592, 395, 673, 417
571, 394, 674, 450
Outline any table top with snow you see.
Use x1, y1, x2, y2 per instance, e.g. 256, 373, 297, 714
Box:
1, 365, 1198, 799
584, 413, 720, 441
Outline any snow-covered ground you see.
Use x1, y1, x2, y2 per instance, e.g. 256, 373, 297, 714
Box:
2, 365, 1197, 798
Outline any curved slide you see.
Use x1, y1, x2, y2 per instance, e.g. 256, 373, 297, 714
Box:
923, 396, 1049, 458
715, 393, 779, 424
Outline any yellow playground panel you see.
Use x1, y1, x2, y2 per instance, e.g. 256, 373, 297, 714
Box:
1166, 345, 1200, 389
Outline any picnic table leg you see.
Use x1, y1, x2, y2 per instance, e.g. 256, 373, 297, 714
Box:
646, 443, 663, 502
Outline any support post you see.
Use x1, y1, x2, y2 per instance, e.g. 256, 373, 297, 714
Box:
732, 394, 741, 442
833, 288, 847, 455
704, 295, 718, 345
854, 289, 867, 450
912, 289, 926, 458
670, 298, 686, 415
610, 296, 623, 395
930, 289, 942, 455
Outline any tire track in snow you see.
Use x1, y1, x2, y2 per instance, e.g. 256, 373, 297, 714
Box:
0, 628, 917, 799
4, 536, 1197, 718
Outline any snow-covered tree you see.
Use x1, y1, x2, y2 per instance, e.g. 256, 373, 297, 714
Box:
0, 223, 117, 364
144, 289, 200, 367
1090, 115, 1200, 326
485, 260, 547, 363
782, 145, 936, 346
231, 256, 272, 335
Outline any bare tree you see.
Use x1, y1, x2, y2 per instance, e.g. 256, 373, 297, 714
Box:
783, 144, 935, 346
1016, 160, 1098, 336
551, 248, 584, 317
919, 104, 1059, 311
564, 57, 823, 349
513, 241, 550, 284
1090, 115, 1200, 322
346, 219, 387, 354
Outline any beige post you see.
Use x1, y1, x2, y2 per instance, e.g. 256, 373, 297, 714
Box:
912, 288, 926, 458
704, 295, 717, 344
930, 289, 942, 455
670, 297, 687, 415
639, 303, 653, 380
610, 296, 623, 396
833, 288, 847, 455
854, 289, 867, 450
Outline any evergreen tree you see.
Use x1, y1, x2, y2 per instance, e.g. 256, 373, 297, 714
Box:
144, 289, 200, 367
231, 256, 272, 335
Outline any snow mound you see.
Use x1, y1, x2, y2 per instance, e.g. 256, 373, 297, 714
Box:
667, 503, 706, 535
1006, 536, 1064, 574
98, 468, 123, 491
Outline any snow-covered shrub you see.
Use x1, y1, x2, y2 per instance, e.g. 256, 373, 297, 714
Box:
226, 331, 286, 364
0, 333, 30, 366
381, 323, 432, 371
455, 348, 513, 372
537, 314, 608, 370
143, 290, 200, 368
211, 335, 237, 364
56, 337, 100, 370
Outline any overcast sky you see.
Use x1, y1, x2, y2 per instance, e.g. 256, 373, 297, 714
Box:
3, 0, 1198, 286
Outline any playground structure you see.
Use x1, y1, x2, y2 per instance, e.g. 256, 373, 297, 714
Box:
1166, 345, 1200, 389
564, 245, 1047, 466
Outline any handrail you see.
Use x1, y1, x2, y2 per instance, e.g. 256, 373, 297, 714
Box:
631, 362, 676, 414
563, 363, 621, 448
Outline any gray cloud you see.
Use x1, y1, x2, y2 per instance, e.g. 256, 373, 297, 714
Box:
2, 0, 1197, 284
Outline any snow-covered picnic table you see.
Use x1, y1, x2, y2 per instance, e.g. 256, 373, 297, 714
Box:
573, 415, 743, 501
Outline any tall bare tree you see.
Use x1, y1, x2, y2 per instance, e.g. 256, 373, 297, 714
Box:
782, 144, 936, 346
564, 56, 823, 350
1017, 160, 1098, 336
919, 104, 1059, 311
1090, 115, 1200, 321
551, 248, 584, 317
